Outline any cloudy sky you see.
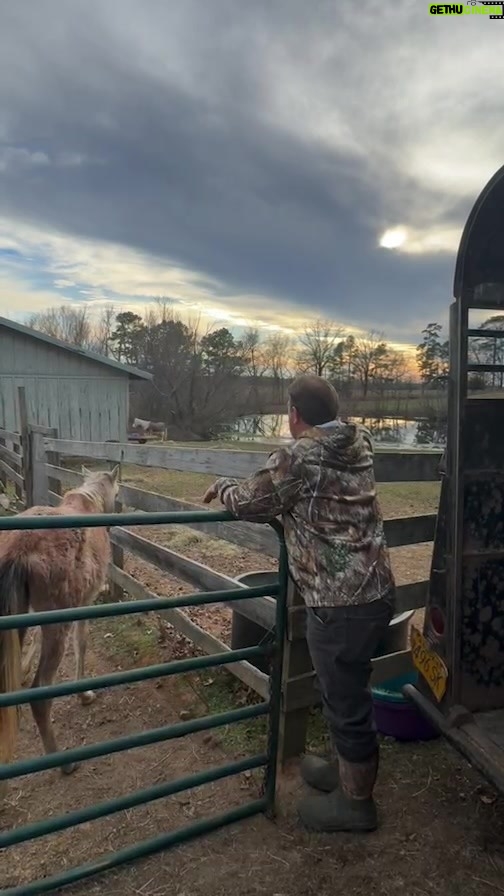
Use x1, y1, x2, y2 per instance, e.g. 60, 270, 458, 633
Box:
0, 1, 502, 350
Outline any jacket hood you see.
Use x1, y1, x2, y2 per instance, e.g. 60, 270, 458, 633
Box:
306, 418, 373, 465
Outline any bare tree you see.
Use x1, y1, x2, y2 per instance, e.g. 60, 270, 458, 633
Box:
296, 319, 345, 377
93, 304, 117, 356
262, 332, 293, 401
386, 349, 410, 385
241, 328, 266, 379
351, 330, 390, 398
28, 305, 94, 349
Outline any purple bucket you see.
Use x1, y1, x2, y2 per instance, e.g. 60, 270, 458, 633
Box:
372, 672, 439, 742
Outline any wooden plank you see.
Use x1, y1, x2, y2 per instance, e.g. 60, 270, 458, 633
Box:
0, 428, 22, 446
18, 387, 31, 506
384, 514, 435, 547
0, 458, 24, 489
31, 423, 57, 435
12, 442, 23, 500
120, 483, 435, 551
110, 526, 276, 631
0, 437, 6, 490
44, 469, 436, 553
44, 465, 82, 488
119, 483, 280, 557
31, 431, 50, 504
279, 578, 312, 762
394, 580, 429, 613
283, 649, 414, 712
0, 443, 23, 467
108, 564, 270, 699
44, 427, 60, 505
43, 439, 443, 483
110, 460, 124, 602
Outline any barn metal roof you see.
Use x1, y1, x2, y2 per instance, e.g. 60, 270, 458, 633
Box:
0, 316, 152, 380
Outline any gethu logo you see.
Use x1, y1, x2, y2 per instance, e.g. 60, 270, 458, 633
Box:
429, 2, 504, 14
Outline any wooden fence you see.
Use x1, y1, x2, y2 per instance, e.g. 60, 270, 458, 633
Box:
0, 406, 442, 761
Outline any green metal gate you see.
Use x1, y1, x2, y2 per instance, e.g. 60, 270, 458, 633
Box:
0, 510, 288, 896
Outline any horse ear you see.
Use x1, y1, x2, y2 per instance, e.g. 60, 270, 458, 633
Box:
109, 464, 120, 483
82, 465, 92, 477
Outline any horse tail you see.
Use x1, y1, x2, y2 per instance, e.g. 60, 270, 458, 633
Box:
0, 558, 27, 766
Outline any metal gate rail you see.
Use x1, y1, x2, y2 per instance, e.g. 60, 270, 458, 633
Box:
0, 510, 288, 896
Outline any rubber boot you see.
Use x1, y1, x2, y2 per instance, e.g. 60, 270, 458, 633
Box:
297, 751, 379, 833
300, 733, 339, 792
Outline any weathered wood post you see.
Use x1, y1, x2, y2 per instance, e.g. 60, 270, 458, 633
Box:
17, 386, 32, 506
12, 441, 23, 503
0, 431, 6, 492
30, 429, 50, 505
109, 458, 124, 602
46, 428, 61, 500
278, 578, 313, 763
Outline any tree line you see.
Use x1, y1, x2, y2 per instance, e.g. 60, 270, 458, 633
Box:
28, 303, 412, 438
416, 315, 504, 391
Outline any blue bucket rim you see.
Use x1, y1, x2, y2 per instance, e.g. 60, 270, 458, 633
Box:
372, 671, 418, 703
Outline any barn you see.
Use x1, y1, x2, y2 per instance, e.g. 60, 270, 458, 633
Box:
0, 316, 152, 441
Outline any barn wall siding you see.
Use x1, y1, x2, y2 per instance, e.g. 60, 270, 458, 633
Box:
0, 330, 130, 441
0, 330, 127, 378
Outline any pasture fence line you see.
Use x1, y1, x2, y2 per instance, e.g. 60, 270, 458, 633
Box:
28, 429, 442, 761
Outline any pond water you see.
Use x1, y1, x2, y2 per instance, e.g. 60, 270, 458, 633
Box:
222, 413, 446, 450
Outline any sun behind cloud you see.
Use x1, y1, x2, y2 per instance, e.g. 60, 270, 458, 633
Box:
379, 227, 408, 250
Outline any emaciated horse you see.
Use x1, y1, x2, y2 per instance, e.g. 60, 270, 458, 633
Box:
0, 467, 119, 782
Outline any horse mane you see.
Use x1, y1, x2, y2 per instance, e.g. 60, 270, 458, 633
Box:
62, 480, 107, 512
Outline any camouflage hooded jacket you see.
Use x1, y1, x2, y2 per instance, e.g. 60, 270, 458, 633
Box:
214, 420, 395, 608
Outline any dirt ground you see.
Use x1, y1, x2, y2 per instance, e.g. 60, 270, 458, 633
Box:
2, 618, 504, 896
3, 471, 504, 895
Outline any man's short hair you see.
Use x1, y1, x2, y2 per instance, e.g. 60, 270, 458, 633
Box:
288, 375, 339, 426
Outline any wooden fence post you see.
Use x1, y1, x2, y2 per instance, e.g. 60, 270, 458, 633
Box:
12, 440, 22, 503
31, 430, 49, 505
0, 431, 6, 492
109, 460, 124, 601
17, 386, 32, 507
278, 578, 313, 764
46, 428, 61, 500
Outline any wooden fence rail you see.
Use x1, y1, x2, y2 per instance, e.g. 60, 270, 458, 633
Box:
0, 425, 25, 499
37, 433, 442, 760
107, 564, 270, 698
43, 437, 443, 482
46, 464, 436, 627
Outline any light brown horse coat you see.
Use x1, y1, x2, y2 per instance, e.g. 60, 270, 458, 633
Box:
0, 467, 119, 777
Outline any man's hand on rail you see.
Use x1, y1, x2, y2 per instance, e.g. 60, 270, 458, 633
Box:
202, 482, 219, 504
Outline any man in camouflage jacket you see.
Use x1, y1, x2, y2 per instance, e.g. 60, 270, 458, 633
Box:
203, 375, 395, 833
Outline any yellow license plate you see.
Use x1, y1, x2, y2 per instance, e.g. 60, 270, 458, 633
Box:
410, 625, 448, 703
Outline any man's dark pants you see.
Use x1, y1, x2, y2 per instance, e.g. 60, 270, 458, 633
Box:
306, 598, 394, 763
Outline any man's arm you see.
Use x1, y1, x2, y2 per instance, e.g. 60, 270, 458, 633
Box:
211, 447, 303, 522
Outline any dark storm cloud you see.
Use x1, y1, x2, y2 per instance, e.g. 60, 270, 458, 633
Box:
0, 0, 500, 341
